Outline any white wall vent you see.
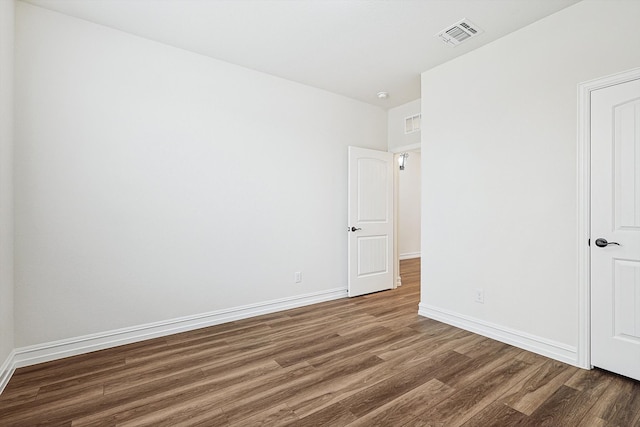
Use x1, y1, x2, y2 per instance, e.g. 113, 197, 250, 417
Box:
404, 114, 421, 134
435, 19, 483, 47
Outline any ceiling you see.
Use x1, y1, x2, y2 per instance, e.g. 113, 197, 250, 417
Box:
23, 0, 582, 109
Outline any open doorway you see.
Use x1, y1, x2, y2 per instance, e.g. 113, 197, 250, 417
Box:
394, 149, 421, 289
398, 150, 421, 262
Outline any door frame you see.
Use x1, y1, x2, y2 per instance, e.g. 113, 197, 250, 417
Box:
577, 66, 640, 370
390, 143, 421, 290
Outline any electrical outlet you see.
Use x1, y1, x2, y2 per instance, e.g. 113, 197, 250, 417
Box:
294, 272, 302, 283
475, 289, 484, 304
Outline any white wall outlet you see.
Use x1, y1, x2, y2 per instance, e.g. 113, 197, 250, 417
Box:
475, 288, 484, 304
294, 272, 302, 283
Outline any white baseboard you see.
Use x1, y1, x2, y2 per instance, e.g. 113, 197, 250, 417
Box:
399, 252, 421, 260
418, 303, 579, 367
3, 287, 347, 384
0, 350, 16, 395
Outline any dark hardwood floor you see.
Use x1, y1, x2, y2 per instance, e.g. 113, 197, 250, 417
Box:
1, 258, 639, 426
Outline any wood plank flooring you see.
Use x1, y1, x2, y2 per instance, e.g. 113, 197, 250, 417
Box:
1, 258, 639, 426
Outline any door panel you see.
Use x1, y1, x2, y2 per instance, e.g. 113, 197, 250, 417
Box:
613, 260, 640, 340
591, 77, 640, 381
358, 235, 389, 276
348, 146, 393, 297
614, 98, 640, 229
357, 158, 389, 222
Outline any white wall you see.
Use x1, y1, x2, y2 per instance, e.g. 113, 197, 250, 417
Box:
14, 3, 387, 348
420, 0, 640, 363
398, 151, 421, 259
0, 0, 15, 383
388, 99, 420, 152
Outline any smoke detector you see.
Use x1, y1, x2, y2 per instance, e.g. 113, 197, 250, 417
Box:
435, 19, 483, 47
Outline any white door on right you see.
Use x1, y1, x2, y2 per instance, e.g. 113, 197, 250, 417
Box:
591, 76, 640, 381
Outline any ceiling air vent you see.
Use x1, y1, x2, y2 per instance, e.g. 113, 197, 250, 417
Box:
436, 19, 483, 47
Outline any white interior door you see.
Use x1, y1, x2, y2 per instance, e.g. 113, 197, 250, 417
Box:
348, 146, 394, 297
591, 77, 640, 381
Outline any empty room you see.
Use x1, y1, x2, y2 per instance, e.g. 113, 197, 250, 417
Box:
1, 0, 640, 425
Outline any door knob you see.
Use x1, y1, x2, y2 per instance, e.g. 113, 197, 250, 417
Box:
595, 238, 620, 247
350, 226, 362, 232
